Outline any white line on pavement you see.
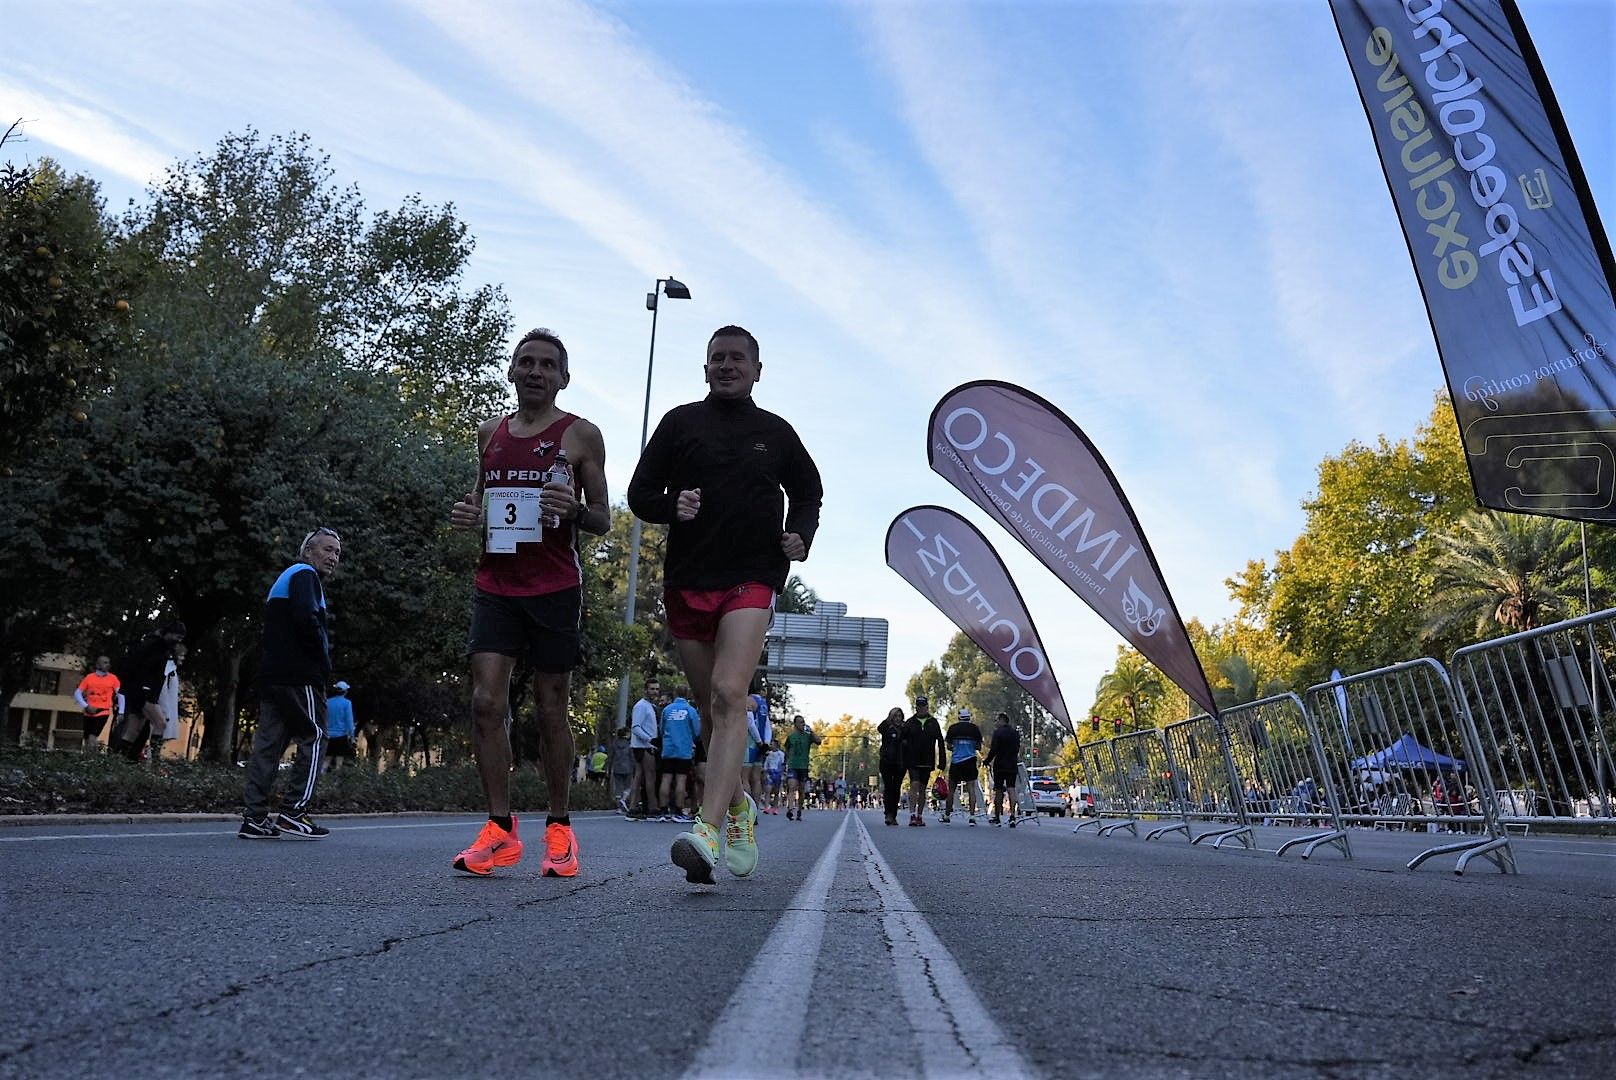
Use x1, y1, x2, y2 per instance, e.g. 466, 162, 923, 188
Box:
854, 813, 1037, 1080
684, 812, 852, 1080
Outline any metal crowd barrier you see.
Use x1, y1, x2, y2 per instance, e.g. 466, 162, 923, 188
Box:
1220, 693, 1350, 860
1450, 607, 1616, 832
1305, 660, 1514, 874
1106, 729, 1191, 841
1160, 715, 1253, 849
1075, 740, 1136, 836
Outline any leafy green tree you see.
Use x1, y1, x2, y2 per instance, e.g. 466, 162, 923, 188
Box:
1, 131, 512, 758
809, 714, 878, 784
778, 575, 817, 615
0, 147, 145, 718
1094, 651, 1163, 732
1210, 652, 1289, 710
1, 143, 134, 468
1243, 393, 1472, 683
1424, 510, 1582, 640
903, 631, 1051, 744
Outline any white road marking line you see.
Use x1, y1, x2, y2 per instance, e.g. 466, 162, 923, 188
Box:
0, 821, 477, 842
854, 813, 1037, 1080
685, 813, 851, 1080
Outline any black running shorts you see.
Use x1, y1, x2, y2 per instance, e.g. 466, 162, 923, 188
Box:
467, 587, 582, 673
992, 769, 1018, 792
949, 760, 979, 784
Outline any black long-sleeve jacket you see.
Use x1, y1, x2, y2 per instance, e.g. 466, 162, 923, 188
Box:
984, 724, 1022, 772
627, 394, 822, 593
259, 562, 331, 687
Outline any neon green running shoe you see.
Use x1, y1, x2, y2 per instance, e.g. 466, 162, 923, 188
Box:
724, 792, 759, 878
672, 818, 720, 885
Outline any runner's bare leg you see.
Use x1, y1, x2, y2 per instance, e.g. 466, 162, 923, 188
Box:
469, 652, 518, 817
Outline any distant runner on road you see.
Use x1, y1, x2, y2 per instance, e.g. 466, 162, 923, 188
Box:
944, 706, 985, 826
903, 695, 946, 827
74, 655, 122, 753
983, 712, 1022, 827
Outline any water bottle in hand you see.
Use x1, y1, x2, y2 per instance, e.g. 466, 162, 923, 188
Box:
542, 449, 573, 529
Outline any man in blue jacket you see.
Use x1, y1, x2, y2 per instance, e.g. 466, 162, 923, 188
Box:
240, 527, 342, 840
324, 681, 356, 773
657, 686, 701, 823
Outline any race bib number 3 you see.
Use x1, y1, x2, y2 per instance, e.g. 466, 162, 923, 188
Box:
485, 487, 543, 552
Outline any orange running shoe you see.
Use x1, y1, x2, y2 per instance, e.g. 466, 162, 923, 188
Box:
453, 817, 523, 876
540, 821, 579, 877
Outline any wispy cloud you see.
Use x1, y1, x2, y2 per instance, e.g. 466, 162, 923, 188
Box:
0, 72, 174, 185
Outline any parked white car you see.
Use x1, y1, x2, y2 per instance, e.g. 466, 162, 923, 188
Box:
1027, 776, 1071, 816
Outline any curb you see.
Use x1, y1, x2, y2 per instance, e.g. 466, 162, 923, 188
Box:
0, 809, 616, 828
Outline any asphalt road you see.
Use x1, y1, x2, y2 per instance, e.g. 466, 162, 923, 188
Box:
2, 808, 1613, 1079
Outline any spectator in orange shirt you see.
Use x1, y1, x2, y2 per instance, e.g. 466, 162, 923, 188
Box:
74, 656, 123, 752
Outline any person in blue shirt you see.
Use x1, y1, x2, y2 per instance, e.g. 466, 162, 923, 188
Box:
324, 681, 356, 773
658, 687, 702, 822
944, 707, 985, 825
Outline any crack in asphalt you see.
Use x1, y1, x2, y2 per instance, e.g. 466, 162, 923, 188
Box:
1118, 975, 1525, 1038
1515, 1026, 1616, 1063
0, 866, 644, 1066
863, 840, 980, 1070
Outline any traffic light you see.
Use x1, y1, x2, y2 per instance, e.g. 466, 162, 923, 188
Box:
1089, 715, 1100, 733
1112, 718, 1122, 735
861, 735, 869, 750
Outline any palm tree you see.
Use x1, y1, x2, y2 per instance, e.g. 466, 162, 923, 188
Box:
1424, 510, 1582, 639
778, 574, 818, 615
1213, 653, 1287, 710
1096, 655, 1163, 730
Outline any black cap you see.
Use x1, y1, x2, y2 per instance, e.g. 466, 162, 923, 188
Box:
915, 694, 928, 705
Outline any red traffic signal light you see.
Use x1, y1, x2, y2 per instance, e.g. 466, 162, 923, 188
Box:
1112, 719, 1122, 735
1089, 715, 1100, 733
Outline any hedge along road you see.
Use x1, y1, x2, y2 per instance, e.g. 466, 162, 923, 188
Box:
2, 810, 1613, 1079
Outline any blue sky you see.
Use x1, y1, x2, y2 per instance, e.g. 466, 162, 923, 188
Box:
7, 0, 1612, 724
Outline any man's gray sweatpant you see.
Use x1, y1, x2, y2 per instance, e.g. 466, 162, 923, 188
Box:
243, 684, 327, 820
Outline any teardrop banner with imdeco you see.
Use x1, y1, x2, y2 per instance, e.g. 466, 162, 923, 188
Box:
1330, 0, 1616, 521
885, 505, 1072, 733
927, 380, 1216, 716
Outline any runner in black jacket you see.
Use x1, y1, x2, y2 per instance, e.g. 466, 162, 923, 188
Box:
628, 325, 822, 887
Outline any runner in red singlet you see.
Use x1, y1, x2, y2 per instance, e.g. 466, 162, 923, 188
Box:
448, 328, 609, 879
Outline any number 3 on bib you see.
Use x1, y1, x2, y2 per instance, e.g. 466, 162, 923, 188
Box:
484, 486, 542, 552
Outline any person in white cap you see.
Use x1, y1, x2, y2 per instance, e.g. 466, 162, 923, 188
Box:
943, 706, 985, 825
324, 681, 357, 772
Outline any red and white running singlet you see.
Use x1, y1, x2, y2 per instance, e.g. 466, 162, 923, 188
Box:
475, 413, 582, 597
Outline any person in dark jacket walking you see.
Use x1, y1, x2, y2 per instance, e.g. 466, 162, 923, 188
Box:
110, 622, 186, 761
876, 706, 907, 826
901, 694, 946, 826
983, 712, 1023, 826
239, 527, 341, 840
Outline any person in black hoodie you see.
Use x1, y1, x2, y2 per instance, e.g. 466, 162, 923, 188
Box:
902, 694, 946, 826
110, 621, 186, 761
983, 712, 1023, 827
629, 325, 822, 885
239, 527, 341, 840
876, 707, 907, 826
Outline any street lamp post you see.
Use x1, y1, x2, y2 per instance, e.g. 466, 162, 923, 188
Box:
614, 277, 691, 732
